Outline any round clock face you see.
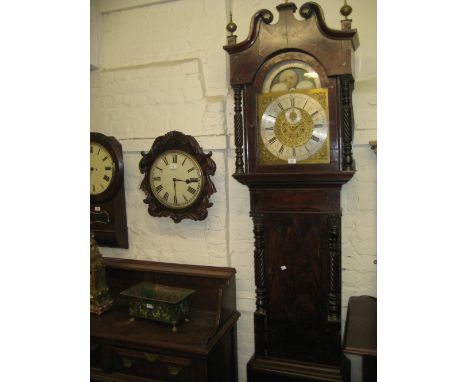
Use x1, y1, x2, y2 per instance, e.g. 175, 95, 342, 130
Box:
260, 92, 328, 162
149, 150, 203, 209
90, 142, 115, 195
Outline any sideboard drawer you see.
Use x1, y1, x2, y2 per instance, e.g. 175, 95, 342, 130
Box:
112, 346, 192, 381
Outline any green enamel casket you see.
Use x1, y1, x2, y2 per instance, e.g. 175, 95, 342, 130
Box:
120, 282, 195, 331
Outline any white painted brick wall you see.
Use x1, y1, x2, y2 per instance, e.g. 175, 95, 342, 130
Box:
91, 1, 376, 381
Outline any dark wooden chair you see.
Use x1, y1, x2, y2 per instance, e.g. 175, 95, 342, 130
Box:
343, 296, 377, 382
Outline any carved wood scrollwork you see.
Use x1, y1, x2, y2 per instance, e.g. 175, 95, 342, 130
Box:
233, 85, 245, 174
139, 131, 216, 223
251, 212, 267, 314
327, 215, 341, 322
340, 75, 355, 171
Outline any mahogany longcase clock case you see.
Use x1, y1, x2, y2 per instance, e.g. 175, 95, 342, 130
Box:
224, 2, 359, 381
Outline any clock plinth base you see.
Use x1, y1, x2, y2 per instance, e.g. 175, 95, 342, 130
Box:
247, 355, 350, 382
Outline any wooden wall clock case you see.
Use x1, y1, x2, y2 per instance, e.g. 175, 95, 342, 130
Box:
90, 132, 129, 248
223, 2, 359, 381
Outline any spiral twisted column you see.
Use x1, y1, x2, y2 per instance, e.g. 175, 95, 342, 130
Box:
327, 215, 341, 322
251, 212, 267, 314
233, 85, 245, 174
340, 75, 355, 171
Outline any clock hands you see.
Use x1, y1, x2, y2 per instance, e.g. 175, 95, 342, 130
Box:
173, 178, 199, 184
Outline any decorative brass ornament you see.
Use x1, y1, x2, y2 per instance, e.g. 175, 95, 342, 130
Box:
257, 88, 330, 165
90, 233, 113, 315
340, 0, 353, 20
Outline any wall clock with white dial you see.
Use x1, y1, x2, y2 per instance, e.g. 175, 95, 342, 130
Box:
90, 132, 128, 248
139, 131, 216, 223
90, 142, 115, 197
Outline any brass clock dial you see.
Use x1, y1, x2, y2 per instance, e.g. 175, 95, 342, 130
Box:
258, 88, 330, 164
90, 142, 115, 196
149, 150, 203, 209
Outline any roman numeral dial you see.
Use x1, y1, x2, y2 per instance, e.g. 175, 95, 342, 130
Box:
259, 90, 329, 163
149, 150, 203, 209
90, 142, 115, 195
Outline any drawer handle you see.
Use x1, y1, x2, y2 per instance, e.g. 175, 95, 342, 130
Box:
122, 358, 136, 368
144, 353, 159, 363
168, 366, 182, 376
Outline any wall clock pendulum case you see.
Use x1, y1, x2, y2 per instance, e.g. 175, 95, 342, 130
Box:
139, 131, 216, 223
224, 2, 358, 381
90, 132, 129, 248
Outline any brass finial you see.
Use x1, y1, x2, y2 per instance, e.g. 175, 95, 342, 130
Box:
226, 12, 237, 45
226, 13, 237, 35
340, 0, 353, 20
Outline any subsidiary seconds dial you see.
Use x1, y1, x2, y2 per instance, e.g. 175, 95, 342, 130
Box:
150, 150, 203, 209
260, 92, 328, 162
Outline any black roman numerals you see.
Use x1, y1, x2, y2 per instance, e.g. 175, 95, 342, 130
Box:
103, 175, 110, 182
172, 154, 177, 163
292, 148, 296, 158
187, 167, 195, 173
268, 137, 277, 145
153, 176, 161, 181
279, 145, 284, 154
163, 157, 169, 166
311, 135, 320, 142
102, 156, 108, 162
105, 166, 112, 171
163, 192, 169, 201
155, 184, 163, 193
182, 157, 187, 166
187, 186, 197, 195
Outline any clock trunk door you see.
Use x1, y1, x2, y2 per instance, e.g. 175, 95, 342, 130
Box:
264, 213, 340, 365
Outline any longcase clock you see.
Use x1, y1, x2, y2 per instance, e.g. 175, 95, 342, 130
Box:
223, 2, 359, 381
90, 132, 128, 248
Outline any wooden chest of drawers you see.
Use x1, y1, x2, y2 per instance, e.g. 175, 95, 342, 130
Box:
91, 258, 240, 382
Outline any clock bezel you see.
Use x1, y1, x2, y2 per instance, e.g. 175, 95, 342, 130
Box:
139, 131, 216, 223
149, 149, 204, 210
90, 132, 124, 204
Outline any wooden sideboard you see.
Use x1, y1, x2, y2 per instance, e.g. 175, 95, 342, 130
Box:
91, 258, 240, 382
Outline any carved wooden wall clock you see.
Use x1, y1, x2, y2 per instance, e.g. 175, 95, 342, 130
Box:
90, 132, 128, 248
224, 2, 359, 381
139, 131, 216, 223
